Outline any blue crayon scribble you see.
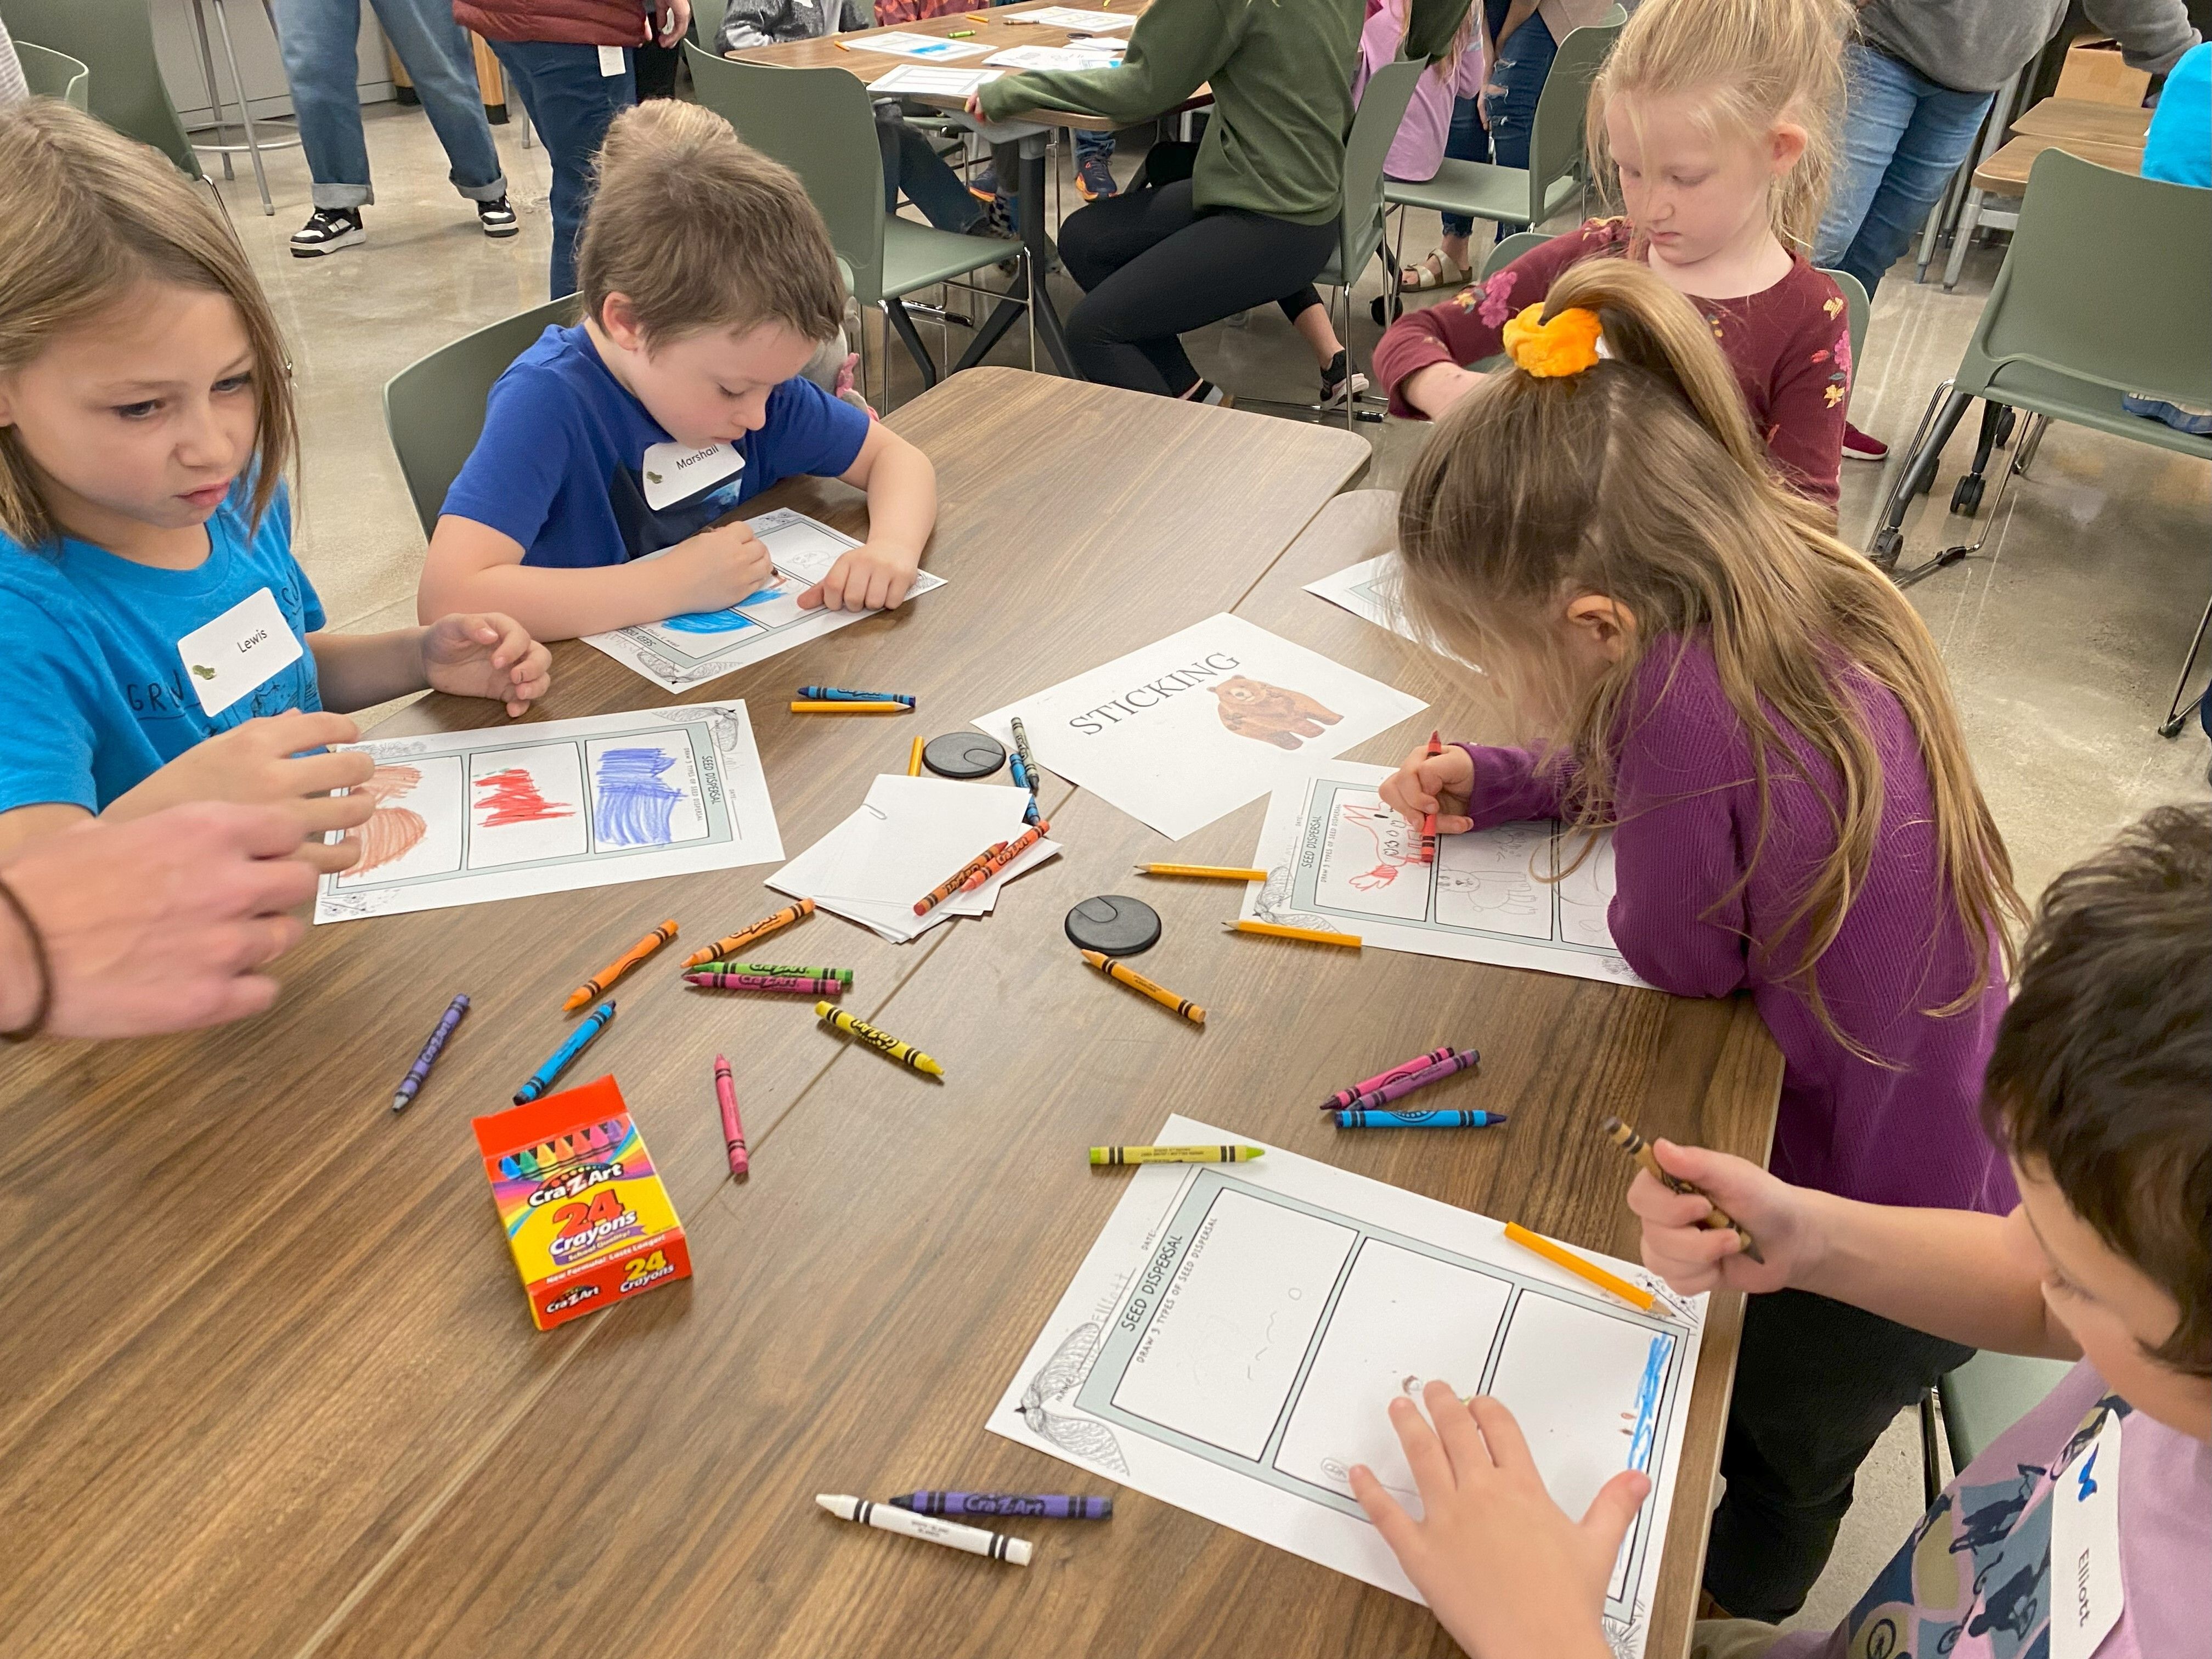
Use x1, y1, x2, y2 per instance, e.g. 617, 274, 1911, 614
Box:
593, 747, 685, 847
660, 583, 786, 634
1626, 1333, 1671, 1473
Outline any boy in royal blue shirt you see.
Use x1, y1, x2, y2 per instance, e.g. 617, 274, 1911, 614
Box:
420, 101, 938, 641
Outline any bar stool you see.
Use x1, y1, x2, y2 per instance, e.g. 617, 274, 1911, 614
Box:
183, 0, 302, 216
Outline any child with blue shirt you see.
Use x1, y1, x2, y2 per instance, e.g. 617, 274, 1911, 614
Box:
0, 102, 551, 869
418, 101, 938, 641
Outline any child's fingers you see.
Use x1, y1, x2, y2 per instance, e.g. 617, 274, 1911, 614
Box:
1425, 1381, 1492, 1481
1465, 1394, 1534, 1481
1433, 812, 1475, 835
267, 709, 363, 751
1347, 1465, 1421, 1556
1386, 1394, 1458, 1502
1624, 1170, 1716, 1228
288, 748, 376, 795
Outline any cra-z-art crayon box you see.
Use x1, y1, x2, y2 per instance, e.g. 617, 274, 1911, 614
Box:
471, 1075, 689, 1330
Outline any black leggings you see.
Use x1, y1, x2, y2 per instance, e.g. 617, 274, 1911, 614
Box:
1057, 178, 1338, 396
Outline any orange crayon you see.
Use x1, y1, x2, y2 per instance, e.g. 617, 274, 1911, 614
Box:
915, 840, 1009, 917
565, 918, 678, 1011
684, 899, 815, 968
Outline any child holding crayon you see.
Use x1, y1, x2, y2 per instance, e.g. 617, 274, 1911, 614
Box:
1376, 257, 2027, 1618
0, 103, 551, 869
1354, 804, 2210, 1659
416, 101, 938, 641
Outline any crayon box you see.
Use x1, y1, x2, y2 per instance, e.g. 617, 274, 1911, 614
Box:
471, 1074, 690, 1330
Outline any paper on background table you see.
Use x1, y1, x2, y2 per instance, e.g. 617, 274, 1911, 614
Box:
985, 42, 1124, 70
849, 29, 990, 58
315, 702, 781, 924
1240, 758, 1649, 986
1000, 5, 1137, 26
974, 613, 1426, 842
768, 775, 1057, 943
989, 1114, 1702, 1652
867, 64, 1002, 95
581, 509, 945, 693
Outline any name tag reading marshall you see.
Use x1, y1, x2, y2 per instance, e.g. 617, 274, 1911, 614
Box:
641, 439, 744, 511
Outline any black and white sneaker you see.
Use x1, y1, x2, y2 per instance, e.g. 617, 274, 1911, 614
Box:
477, 196, 520, 238
1319, 349, 1370, 406
290, 207, 363, 257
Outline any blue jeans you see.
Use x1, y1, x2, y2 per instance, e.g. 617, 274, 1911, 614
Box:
274, 0, 506, 210
489, 40, 635, 298
877, 105, 983, 231
1440, 12, 1554, 239
1813, 42, 1993, 301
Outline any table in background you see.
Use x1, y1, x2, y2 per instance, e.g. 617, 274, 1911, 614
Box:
1, 445, 1780, 1659
2006, 95, 2152, 146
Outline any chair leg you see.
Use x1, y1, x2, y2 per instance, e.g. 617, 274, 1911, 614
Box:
2158, 592, 2212, 738
1866, 380, 1967, 570
1896, 404, 2031, 588
1942, 189, 1987, 291
883, 297, 940, 394
205, 0, 276, 215
2011, 411, 2050, 475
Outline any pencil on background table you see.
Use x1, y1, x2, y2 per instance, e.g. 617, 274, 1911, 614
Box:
1501, 1221, 1654, 1311
565, 919, 676, 1011
1602, 1116, 1764, 1262
1133, 863, 1268, 881
789, 701, 910, 714
684, 899, 814, 968
907, 735, 924, 776
1222, 919, 1360, 949
1079, 949, 1205, 1024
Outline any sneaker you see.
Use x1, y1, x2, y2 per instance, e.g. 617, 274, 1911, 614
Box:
1319, 349, 1369, 406
290, 207, 363, 257
477, 196, 520, 239
1841, 421, 1889, 461
1181, 379, 1233, 408
1075, 151, 1118, 201
967, 164, 997, 204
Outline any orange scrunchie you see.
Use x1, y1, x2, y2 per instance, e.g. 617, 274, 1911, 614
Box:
1500, 303, 1602, 377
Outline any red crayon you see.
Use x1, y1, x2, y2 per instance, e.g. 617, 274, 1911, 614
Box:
1420, 730, 1442, 863
715, 1053, 748, 1177
1319, 1046, 1459, 1111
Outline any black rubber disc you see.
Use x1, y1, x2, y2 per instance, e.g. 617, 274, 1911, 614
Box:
923, 731, 1007, 780
1065, 894, 1160, 957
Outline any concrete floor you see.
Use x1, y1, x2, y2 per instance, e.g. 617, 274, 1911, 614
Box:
219, 97, 2207, 1639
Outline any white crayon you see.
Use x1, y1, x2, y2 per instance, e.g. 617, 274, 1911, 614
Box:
815, 1494, 1032, 1565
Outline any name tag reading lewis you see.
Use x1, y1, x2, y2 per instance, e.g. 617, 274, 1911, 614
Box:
642, 440, 744, 511
176, 586, 303, 718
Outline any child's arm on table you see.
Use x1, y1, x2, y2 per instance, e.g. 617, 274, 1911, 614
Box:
1378, 741, 1577, 833
1630, 1141, 2078, 1360
417, 512, 774, 642
308, 615, 551, 718
800, 421, 935, 613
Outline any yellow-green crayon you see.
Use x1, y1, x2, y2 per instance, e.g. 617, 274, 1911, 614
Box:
1089, 1144, 1264, 1166
817, 1002, 944, 1076
698, 962, 853, 984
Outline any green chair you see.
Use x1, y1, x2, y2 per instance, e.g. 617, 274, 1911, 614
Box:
15, 40, 89, 108
1824, 266, 1869, 377
383, 297, 580, 541
2, 0, 202, 179
1864, 150, 2212, 726
1918, 1351, 2076, 1506
687, 44, 1028, 404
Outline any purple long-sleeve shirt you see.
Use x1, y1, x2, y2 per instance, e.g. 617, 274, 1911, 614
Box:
1460, 637, 2016, 1214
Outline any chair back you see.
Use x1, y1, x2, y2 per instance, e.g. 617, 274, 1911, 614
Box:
687, 45, 889, 303
1524, 19, 1620, 223
2, 0, 200, 176
383, 296, 580, 540
1331, 58, 1427, 285
15, 40, 90, 108
1819, 266, 1870, 372
1481, 228, 1550, 280
1962, 146, 2212, 410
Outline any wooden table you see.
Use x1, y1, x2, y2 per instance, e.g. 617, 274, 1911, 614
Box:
1, 436, 1779, 1656
2007, 95, 2152, 146
1973, 131, 2145, 195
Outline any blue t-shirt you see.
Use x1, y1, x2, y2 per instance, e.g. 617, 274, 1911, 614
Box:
2144, 43, 2210, 189
440, 324, 871, 569
0, 481, 325, 815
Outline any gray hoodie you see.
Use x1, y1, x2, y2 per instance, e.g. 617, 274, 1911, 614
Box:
715, 0, 871, 52
1857, 0, 2199, 94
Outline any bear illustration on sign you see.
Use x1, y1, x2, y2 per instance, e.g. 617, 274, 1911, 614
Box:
1212, 676, 1342, 749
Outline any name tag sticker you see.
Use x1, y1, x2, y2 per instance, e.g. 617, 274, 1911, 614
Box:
176, 586, 303, 718
2052, 1409, 2124, 1659
641, 439, 744, 511
598, 44, 627, 76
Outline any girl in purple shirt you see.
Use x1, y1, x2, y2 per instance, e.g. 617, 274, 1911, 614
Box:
1376, 255, 2029, 1618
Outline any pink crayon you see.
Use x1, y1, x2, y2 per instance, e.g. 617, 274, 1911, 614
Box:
1344, 1049, 1482, 1114
1319, 1046, 1459, 1111
685, 973, 847, 996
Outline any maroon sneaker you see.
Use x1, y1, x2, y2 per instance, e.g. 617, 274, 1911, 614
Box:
1841, 421, 1889, 461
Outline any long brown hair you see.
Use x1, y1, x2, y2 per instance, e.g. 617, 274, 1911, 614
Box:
1587, 0, 1851, 253
1397, 261, 2025, 1048
0, 100, 296, 549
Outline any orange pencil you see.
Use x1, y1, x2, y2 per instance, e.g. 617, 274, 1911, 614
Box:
1501, 1222, 1654, 1312
565, 919, 678, 1011
683, 899, 815, 968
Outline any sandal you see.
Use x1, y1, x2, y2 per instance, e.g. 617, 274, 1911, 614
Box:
1400, 249, 1471, 292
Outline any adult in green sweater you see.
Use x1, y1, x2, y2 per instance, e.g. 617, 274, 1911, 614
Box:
972, 0, 1471, 400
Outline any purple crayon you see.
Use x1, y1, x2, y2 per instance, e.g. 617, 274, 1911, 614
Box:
1345, 1048, 1481, 1114
685, 973, 848, 995
392, 992, 470, 1112
888, 1492, 1113, 1521
1319, 1045, 1458, 1111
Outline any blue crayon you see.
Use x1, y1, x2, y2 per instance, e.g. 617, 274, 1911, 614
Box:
513, 1000, 617, 1104
797, 685, 915, 707
499, 1154, 522, 1179
1331, 1109, 1509, 1129
889, 1491, 1112, 1520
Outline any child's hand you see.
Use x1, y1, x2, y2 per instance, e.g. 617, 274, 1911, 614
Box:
1351, 1385, 1640, 1659
114, 710, 375, 874
660, 520, 776, 616
1380, 741, 1474, 833
421, 614, 553, 717
964, 92, 986, 120
1627, 1139, 1810, 1296
798, 543, 918, 613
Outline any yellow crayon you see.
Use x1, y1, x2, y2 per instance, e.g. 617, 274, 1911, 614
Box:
1134, 863, 1269, 881
1222, 919, 1361, 949
684, 898, 814, 968
907, 736, 925, 777
565, 918, 678, 1011
1501, 1222, 1655, 1312
817, 1002, 944, 1076
789, 701, 910, 714
1080, 949, 1205, 1025
1090, 1144, 1263, 1166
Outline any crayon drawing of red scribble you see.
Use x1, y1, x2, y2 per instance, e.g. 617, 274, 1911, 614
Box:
475, 767, 575, 827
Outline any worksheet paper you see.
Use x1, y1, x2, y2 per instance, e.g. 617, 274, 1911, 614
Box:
1304, 552, 1416, 640
988, 1114, 1703, 1656
850, 30, 990, 59
580, 509, 945, 693
985, 42, 1124, 70
768, 775, 1058, 943
1000, 5, 1137, 26
973, 615, 1427, 841
1239, 759, 1650, 986
867, 64, 1001, 96
315, 703, 781, 924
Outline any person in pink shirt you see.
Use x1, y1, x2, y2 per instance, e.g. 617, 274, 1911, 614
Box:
1359, 0, 1486, 187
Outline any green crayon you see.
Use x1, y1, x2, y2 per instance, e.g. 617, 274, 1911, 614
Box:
697, 962, 853, 983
